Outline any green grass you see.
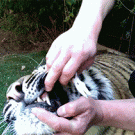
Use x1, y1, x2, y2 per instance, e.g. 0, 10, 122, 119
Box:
0, 51, 46, 134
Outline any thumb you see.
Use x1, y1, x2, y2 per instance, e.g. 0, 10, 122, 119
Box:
57, 97, 89, 117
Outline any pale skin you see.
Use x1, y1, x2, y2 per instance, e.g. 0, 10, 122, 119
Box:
32, 0, 135, 134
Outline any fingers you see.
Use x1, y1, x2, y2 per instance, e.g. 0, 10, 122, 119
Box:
45, 31, 97, 91
45, 48, 71, 91
46, 40, 61, 71
46, 32, 68, 70
32, 107, 87, 134
54, 132, 71, 135
59, 50, 94, 85
59, 56, 81, 85
57, 97, 89, 117
45, 52, 95, 91
32, 97, 95, 134
53, 132, 72, 135
32, 108, 74, 132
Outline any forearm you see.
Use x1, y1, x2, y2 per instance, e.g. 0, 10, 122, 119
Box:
97, 99, 135, 131
71, 0, 115, 40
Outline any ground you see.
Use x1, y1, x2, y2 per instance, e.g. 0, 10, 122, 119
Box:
0, 29, 51, 56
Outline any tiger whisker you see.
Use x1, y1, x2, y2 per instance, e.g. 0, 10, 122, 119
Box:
9, 128, 16, 135
0, 122, 7, 128
0, 119, 5, 125
0, 117, 4, 120
2, 123, 11, 135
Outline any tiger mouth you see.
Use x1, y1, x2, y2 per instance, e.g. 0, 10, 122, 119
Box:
6, 84, 60, 113
22, 90, 61, 113
23, 96, 60, 115
26, 99, 61, 113
6, 70, 68, 114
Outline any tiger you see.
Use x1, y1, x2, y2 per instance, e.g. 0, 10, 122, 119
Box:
1, 51, 135, 135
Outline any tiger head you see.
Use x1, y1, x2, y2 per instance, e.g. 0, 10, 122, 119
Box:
2, 63, 114, 135
3, 65, 69, 135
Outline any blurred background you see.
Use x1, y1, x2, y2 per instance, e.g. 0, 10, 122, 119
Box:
0, 0, 135, 59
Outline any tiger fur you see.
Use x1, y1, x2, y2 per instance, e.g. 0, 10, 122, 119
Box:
1, 52, 135, 135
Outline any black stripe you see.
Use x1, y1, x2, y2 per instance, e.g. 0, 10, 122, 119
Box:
128, 70, 135, 97
78, 73, 85, 81
27, 74, 37, 88
88, 69, 105, 90
3, 104, 12, 115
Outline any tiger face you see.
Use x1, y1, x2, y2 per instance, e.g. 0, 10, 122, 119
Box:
2, 63, 114, 135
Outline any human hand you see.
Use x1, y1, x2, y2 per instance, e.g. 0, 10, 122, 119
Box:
45, 27, 97, 91
32, 96, 103, 135
44, 0, 110, 92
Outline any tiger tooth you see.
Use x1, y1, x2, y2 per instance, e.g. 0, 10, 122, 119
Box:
43, 93, 51, 105
37, 97, 43, 102
73, 73, 92, 98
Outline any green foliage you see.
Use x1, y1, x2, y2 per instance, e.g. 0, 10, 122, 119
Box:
113, 0, 135, 28
66, 0, 75, 6
115, 0, 135, 15
0, 0, 81, 35
1, 13, 38, 35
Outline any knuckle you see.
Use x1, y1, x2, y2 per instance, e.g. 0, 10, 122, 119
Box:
77, 128, 86, 135
79, 50, 85, 56
83, 97, 91, 108
74, 129, 84, 135
51, 65, 61, 73
46, 62, 52, 69
62, 70, 71, 76
59, 70, 74, 85
46, 56, 48, 61
45, 79, 54, 90
62, 69, 74, 79
77, 49, 85, 55
59, 80, 67, 86
72, 122, 86, 135
72, 127, 82, 134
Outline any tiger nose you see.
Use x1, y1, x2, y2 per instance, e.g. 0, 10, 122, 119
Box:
6, 82, 24, 102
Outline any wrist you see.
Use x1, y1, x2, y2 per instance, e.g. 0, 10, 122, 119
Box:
71, 1, 102, 42
96, 99, 135, 131
71, 0, 114, 41
87, 98, 104, 126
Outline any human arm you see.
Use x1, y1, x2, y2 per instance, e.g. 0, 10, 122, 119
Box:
45, 0, 115, 91
97, 98, 135, 131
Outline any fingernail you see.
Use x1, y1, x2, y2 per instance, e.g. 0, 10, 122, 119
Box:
45, 86, 52, 92
57, 106, 66, 116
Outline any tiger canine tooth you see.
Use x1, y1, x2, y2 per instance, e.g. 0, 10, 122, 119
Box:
42, 93, 51, 105
72, 73, 92, 98
37, 97, 43, 102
